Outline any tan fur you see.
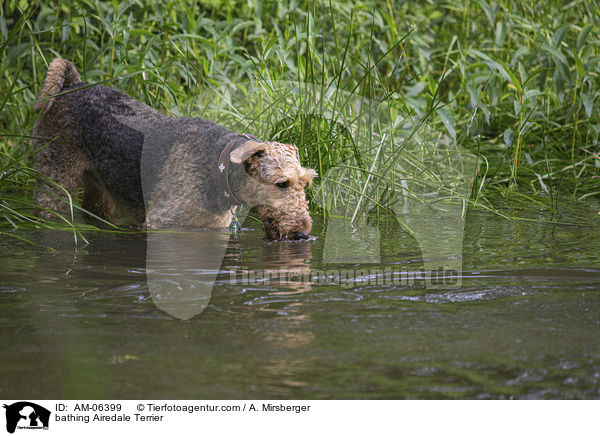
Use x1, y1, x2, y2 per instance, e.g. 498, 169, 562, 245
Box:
33, 58, 81, 113
237, 141, 317, 239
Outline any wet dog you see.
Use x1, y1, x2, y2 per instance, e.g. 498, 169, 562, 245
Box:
33, 58, 316, 240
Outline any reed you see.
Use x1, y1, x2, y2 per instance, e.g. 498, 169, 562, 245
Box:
1, 0, 598, 234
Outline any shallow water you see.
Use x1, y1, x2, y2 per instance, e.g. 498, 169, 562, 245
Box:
1, 204, 600, 399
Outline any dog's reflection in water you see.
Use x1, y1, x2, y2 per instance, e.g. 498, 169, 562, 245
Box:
145, 229, 315, 319
227, 237, 314, 297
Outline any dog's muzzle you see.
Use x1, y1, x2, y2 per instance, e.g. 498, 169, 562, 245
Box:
263, 216, 312, 241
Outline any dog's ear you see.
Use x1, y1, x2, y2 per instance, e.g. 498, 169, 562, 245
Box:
230, 140, 266, 164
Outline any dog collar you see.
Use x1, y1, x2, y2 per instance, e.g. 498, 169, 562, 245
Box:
218, 134, 256, 205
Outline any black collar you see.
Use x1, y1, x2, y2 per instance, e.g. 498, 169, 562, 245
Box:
217, 133, 257, 205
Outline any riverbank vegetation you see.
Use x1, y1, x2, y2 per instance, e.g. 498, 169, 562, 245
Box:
1, 0, 599, 233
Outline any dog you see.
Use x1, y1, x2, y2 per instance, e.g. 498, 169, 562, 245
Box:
32, 58, 316, 240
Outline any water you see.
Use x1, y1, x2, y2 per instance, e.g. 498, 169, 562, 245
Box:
1, 204, 600, 399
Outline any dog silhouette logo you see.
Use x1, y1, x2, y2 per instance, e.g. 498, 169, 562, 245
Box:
3, 402, 50, 434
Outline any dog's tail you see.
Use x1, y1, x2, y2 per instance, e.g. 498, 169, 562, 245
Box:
34, 58, 82, 113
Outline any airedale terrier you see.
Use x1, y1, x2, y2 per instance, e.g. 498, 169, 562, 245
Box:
32, 58, 316, 240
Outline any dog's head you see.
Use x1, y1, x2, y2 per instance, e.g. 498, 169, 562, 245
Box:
230, 140, 317, 241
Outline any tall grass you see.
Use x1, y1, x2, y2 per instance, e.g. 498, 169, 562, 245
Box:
0, 0, 599, 231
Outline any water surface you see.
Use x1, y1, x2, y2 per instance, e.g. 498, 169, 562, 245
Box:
1, 204, 599, 399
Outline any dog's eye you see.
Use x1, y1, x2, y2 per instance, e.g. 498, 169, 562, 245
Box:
276, 180, 289, 189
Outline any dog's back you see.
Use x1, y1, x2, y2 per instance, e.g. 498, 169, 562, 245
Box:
32, 58, 234, 226
33, 59, 150, 223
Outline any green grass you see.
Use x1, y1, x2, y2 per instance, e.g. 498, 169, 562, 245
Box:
1, 0, 599, 233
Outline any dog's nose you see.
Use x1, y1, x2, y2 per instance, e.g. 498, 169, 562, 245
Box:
292, 232, 310, 240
